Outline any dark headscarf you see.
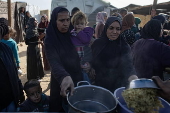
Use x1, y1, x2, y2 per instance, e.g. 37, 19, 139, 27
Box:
92, 16, 123, 61
141, 19, 161, 41
25, 11, 31, 25
92, 17, 134, 91
0, 17, 24, 105
0, 18, 9, 39
153, 15, 165, 25
121, 14, 135, 33
25, 17, 39, 39
38, 15, 49, 28
45, 7, 82, 82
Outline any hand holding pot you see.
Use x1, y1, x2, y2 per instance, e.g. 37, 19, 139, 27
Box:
152, 76, 170, 103
60, 76, 74, 97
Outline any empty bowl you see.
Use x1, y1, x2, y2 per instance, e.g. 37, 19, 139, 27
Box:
128, 78, 160, 89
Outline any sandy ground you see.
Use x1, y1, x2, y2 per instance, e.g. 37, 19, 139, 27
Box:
18, 42, 50, 96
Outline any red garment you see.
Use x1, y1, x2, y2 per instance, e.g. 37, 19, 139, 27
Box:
38, 21, 49, 28
38, 15, 50, 71
38, 15, 49, 29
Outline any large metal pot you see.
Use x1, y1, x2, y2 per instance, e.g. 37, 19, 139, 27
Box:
67, 81, 117, 113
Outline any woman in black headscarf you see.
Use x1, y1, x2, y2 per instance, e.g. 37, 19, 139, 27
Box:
25, 17, 44, 80
44, 7, 83, 112
25, 11, 31, 31
132, 19, 170, 80
0, 18, 25, 112
91, 16, 137, 92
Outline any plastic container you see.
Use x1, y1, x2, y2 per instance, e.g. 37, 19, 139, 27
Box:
129, 78, 159, 89
114, 87, 170, 113
18, 69, 22, 76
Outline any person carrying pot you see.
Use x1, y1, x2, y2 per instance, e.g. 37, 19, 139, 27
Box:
44, 7, 84, 112
152, 76, 170, 103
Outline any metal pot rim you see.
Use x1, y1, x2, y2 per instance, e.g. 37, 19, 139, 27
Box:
67, 84, 118, 113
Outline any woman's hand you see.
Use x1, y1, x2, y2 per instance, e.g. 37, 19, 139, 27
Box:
89, 68, 96, 79
81, 62, 91, 73
60, 76, 74, 97
152, 76, 170, 103
38, 33, 45, 39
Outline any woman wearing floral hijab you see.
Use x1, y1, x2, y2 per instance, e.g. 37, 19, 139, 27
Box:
38, 15, 49, 29
94, 12, 107, 38
25, 17, 44, 80
38, 15, 50, 71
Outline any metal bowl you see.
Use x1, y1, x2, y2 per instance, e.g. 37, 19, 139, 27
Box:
128, 78, 160, 89
67, 81, 118, 113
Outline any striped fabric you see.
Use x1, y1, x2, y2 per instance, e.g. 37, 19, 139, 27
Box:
75, 46, 84, 60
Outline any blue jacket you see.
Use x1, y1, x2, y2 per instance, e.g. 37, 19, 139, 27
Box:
18, 94, 49, 112
0, 38, 20, 67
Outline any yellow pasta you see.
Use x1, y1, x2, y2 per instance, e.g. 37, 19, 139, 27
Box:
122, 88, 164, 113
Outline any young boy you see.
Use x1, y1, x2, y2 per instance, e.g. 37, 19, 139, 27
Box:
18, 79, 49, 112
0, 26, 20, 69
70, 11, 94, 82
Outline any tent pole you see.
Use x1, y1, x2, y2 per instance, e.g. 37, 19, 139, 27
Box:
7, 0, 12, 26
152, 0, 158, 9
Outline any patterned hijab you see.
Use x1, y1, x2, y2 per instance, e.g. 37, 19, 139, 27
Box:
25, 17, 39, 39
121, 14, 135, 33
96, 12, 107, 24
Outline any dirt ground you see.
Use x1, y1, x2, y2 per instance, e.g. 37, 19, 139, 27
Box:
18, 42, 50, 96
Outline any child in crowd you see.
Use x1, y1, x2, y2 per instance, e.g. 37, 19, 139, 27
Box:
0, 26, 20, 69
18, 79, 49, 112
70, 11, 94, 82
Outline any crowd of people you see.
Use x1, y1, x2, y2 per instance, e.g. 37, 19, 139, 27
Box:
0, 5, 170, 112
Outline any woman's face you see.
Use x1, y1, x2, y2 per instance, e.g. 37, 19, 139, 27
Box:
26, 12, 30, 17
104, 15, 107, 22
151, 9, 156, 17
106, 21, 121, 40
41, 17, 46, 23
56, 11, 70, 33
21, 7, 25, 13
34, 19, 38, 27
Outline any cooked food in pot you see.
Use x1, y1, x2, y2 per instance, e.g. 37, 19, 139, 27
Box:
122, 88, 164, 113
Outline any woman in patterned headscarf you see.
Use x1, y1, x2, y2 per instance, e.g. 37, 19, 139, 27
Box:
25, 17, 44, 80
94, 12, 107, 38
38, 15, 50, 71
